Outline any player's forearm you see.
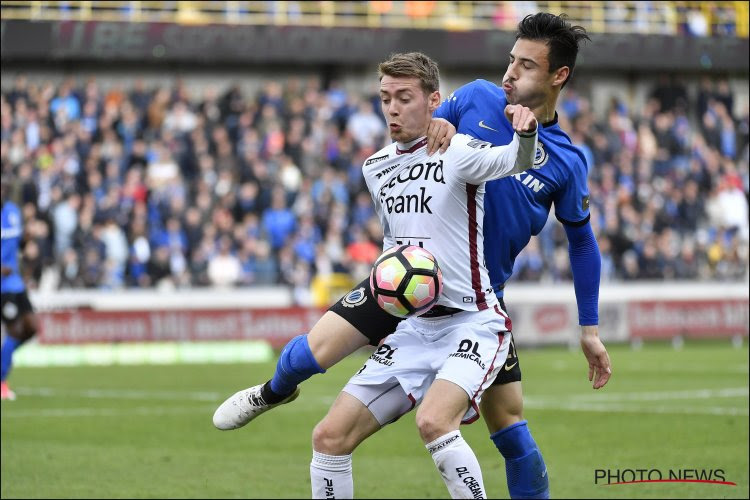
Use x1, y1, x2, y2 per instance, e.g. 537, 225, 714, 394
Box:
564, 222, 600, 326
495, 131, 538, 177
461, 131, 537, 183
512, 131, 538, 174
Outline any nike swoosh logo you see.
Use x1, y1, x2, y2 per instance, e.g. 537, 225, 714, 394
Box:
478, 120, 499, 132
504, 361, 518, 371
542, 468, 547, 478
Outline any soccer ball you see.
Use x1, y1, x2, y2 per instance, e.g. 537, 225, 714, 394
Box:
369, 245, 443, 318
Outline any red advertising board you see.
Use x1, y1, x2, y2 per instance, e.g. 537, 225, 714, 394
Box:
37, 308, 326, 348
627, 299, 749, 339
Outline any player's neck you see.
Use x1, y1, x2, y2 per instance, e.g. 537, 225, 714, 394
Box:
396, 135, 427, 148
531, 98, 558, 125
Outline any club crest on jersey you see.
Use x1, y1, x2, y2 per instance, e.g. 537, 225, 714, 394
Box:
342, 287, 367, 308
534, 141, 549, 168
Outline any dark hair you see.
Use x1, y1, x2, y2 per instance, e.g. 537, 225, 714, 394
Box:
516, 13, 590, 88
378, 52, 440, 95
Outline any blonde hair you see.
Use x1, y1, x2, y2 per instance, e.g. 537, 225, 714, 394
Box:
378, 52, 440, 95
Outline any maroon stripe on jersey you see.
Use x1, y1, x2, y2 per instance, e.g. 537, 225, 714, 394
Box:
494, 304, 513, 331
396, 138, 428, 155
466, 184, 488, 310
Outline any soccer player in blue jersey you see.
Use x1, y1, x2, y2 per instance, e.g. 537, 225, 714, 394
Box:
214, 13, 612, 499
1, 176, 38, 401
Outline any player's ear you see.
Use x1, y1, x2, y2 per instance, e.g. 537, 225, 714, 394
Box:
427, 90, 441, 111
552, 66, 570, 88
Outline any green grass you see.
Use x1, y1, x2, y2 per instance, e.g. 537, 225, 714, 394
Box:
1, 341, 748, 499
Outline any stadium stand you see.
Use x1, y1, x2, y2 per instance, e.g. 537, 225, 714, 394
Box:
1, 69, 747, 295
0, 1, 747, 303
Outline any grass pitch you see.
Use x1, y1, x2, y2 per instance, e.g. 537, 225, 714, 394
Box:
1, 341, 748, 499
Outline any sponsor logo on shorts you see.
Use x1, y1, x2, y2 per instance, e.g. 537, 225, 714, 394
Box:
456, 467, 484, 499
448, 339, 485, 369
369, 344, 397, 367
504, 361, 518, 371
342, 288, 367, 308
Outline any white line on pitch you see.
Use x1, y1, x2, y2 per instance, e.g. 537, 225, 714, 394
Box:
14, 387, 222, 401
0, 405, 218, 418
550, 387, 749, 402
523, 401, 749, 416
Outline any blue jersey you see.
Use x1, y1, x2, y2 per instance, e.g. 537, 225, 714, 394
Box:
1, 201, 25, 293
434, 79, 591, 296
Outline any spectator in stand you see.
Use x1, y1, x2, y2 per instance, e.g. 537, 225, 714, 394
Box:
0, 73, 746, 300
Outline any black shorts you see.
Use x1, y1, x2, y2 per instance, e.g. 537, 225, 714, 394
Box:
492, 328, 522, 385
1, 291, 34, 325
328, 279, 523, 385
328, 278, 402, 347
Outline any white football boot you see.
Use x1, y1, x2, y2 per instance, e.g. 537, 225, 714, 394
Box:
213, 384, 300, 430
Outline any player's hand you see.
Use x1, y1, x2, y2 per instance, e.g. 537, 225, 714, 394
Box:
426, 118, 456, 155
504, 104, 538, 134
580, 325, 612, 389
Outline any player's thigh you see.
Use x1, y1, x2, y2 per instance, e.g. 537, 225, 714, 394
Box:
313, 390, 382, 454
434, 312, 510, 422
343, 381, 415, 427
416, 379, 472, 440
480, 381, 524, 434
307, 311, 371, 369
327, 277, 402, 347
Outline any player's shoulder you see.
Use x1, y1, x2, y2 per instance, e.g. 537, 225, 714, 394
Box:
363, 143, 397, 168
450, 79, 505, 101
361, 143, 398, 180
541, 125, 588, 173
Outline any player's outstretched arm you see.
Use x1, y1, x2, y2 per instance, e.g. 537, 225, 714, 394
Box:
426, 118, 456, 155
450, 105, 538, 183
580, 325, 611, 389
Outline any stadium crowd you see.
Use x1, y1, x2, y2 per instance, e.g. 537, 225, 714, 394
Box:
1, 72, 748, 297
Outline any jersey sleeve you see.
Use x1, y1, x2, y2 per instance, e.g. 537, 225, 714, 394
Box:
448, 132, 537, 184
433, 82, 476, 126
552, 157, 591, 225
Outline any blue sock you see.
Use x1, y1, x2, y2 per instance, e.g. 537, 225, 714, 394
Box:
491, 420, 549, 499
1, 336, 22, 381
268, 334, 325, 397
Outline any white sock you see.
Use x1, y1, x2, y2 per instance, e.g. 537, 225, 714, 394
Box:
310, 450, 353, 499
426, 430, 486, 499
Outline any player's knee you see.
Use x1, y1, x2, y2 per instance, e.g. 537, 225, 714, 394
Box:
312, 420, 355, 455
481, 384, 524, 433
415, 410, 453, 443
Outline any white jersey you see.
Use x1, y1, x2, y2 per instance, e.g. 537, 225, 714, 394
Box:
363, 131, 537, 311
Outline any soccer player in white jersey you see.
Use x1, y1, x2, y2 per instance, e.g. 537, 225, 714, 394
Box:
305, 52, 538, 499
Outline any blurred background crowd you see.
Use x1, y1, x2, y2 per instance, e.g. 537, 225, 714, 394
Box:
1, 70, 748, 299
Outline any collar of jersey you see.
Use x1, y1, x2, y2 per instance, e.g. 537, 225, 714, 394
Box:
541, 112, 559, 129
396, 137, 428, 155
